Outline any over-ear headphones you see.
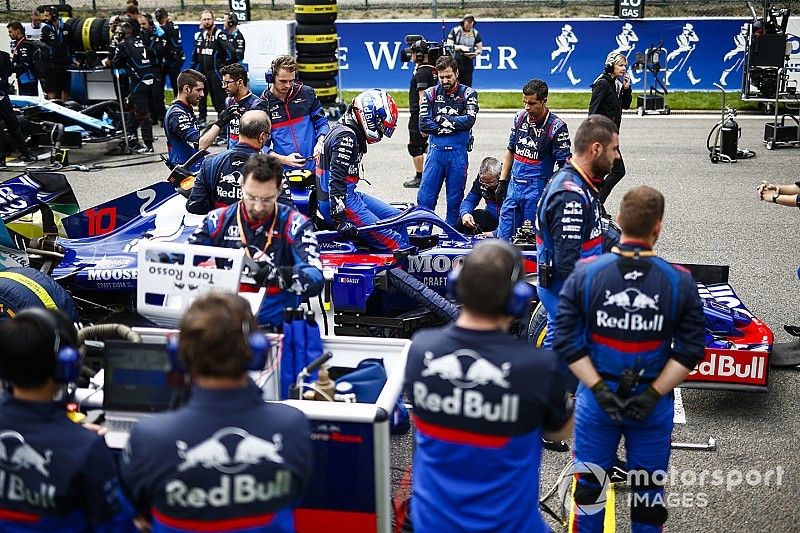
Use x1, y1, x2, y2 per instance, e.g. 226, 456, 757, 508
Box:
15, 308, 81, 383
447, 240, 534, 317
605, 51, 624, 73
166, 322, 270, 373
265, 56, 298, 86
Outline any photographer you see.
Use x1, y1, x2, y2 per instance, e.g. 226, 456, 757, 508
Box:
446, 14, 482, 88
403, 39, 437, 189
120, 293, 313, 531
758, 179, 800, 209
0, 309, 136, 531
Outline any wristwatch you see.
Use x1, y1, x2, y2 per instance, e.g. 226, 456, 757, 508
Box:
772, 193, 779, 203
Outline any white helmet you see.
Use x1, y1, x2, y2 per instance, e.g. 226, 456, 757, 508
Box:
352, 89, 399, 145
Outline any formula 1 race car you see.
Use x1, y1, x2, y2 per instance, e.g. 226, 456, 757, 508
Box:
0, 171, 774, 391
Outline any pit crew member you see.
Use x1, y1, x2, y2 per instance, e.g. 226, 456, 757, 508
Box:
496, 78, 570, 241
191, 10, 236, 126
138, 13, 166, 124
7, 21, 39, 96
589, 52, 632, 204
220, 62, 268, 149
260, 55, 330, 173
536, 115, 619, 354
555, 186, 705, 533
757, 179, 800, 209
403, 41, 437, 189
164, 68, 233, 171
40, 5, 73, 101
0, 309, 135, 532
223, 12, 245, 63
317, 89, 406, 251
154, 8, 184, 100
405, 240, 572, 532
189, 153, 323, 328
417, 55, 479, 226
121, 293, 312, 532
187, 109, 271, 214
458, 156, 501, 235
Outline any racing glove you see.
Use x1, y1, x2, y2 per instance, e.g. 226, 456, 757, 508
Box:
496, 179, 509, 205
591, 380, 625, 422
215, 104, 240, 129
623, 386, 662, 421
337, 221, 358, 240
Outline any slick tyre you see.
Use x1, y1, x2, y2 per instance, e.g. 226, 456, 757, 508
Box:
296, 54, 339, 80
303, 78, 337, 104
525, 302, 548, 347
294, 0, 337, 24
295, 24, 338, 55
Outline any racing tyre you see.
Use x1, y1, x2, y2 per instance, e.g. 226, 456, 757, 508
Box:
303, 77, 337, 104
296, 53, 339, 80
295, 0, 337, 24
386, 268, 459, 324
67, 17, 112, 53
525, 302, 548, 347
295, 24, 338, 55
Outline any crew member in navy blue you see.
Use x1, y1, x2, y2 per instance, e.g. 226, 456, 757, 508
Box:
496, 78, 571, 241
7, 22, 39, 96
139, 13, 166, 124
164, 69, 231, 171
405, 240, 572, 533
417, 55, 479, 226
458, 156, 500, 235
0, 86, 37, 164
191, 10, 235, 127
402, 41, 437, 189
121, 293, 313, 533
535, 115, 619, 353
555, 186, 706, 533
39, 5, 73, 101
189, 153, 323, 328
261, 55, 330, 173
187, 110, 271, 214
224, 12, 246, 63
0, 309, 136, 532
317, 89, 406, 251
220, 63, 268, 149
154, 8, 185, 100
589, 52, 632, 204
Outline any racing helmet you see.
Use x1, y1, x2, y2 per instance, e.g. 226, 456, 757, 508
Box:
351, 89, 398, 145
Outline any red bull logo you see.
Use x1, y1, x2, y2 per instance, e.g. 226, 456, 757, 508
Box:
688, 352, 767, 386
0, 431, 57, 509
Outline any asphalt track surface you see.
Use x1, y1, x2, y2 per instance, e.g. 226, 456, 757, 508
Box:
8, 110, 800, 531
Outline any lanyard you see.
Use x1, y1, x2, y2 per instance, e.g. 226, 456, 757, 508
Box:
236, 204, 277, 259
570, 160, 599, 194
611, 246, 656, 259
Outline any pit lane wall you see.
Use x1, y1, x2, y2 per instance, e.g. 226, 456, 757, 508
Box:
173, 17, 800, 94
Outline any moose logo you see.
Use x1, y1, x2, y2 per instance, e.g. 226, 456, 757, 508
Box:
176, 428, 284, 475
421, 350, 511, 389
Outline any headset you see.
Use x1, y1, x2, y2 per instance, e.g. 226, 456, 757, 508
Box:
226, 12, 238, 26
265, 56, 297, 86
166, 321, 270, 374
14, 307, 81, 383
447, 240, 534, 317
605, 51, 625, 73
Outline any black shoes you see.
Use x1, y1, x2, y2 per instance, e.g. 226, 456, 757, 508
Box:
403, 176, 421, 188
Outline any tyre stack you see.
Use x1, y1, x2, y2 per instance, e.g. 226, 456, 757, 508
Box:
294, 0, 338, 105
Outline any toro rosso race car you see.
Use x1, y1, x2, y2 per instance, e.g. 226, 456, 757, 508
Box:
0, 171, 774, 392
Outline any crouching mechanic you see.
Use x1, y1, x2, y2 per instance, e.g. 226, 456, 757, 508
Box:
121, 293, 313, 532
458, 156, 501, 235
0, 309, 135, 531
317, 89, 407, 251
555, 186, 706, 533
189, 153, 323, 328
187, 109, 271, 214
405, 240, 573, 532
496, 78, 570, 241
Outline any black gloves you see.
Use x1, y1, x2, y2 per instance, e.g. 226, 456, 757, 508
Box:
253, 264, 296, 289
496, 179, 509, 205
591, 380, 625, 422
215, 104, 240, 128
337, 221, 358, 239
623, 386, 662, 421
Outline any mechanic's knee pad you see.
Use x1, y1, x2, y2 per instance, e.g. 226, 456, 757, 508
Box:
631, 494, 668, 525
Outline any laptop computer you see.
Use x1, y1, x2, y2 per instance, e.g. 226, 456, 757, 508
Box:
102, 340, 174, 449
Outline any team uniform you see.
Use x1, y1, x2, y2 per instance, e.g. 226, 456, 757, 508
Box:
405, 324, 570, 533
555, 243, 706, 532
261, 83, 329, 173
417, 82, 479, 226
497, 110, 571, 240
121, 383, 312, 533
317, 123, 406, 251
0, 396, 135, 532
407, 64, 437, 160
189, 201, 323, 328
191, 28, 235, 120
39, 18, 72, 96
224, 92, 268, 149
164, 100, 202, 171
160, 20, 185, 98
458, 175, 499, 234
187, 141, 261, 214
112, 34, 155, 150
141, 26, 166, 123
9, 37, 38, 96
535, 162, 604, 350
226, 28, 246, 63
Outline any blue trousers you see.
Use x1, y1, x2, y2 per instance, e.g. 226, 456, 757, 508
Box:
320, 191, 406, 251
497, 178, 544, 240
538, 282, 578, 393
417, 146, 468, 226
572, 383, 673, 533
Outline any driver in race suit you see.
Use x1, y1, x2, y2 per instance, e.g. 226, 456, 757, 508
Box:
496, 78, 570, 241
187, 110, 271, 215
535, 115, 619, 354
317, 89, 406, 251
189, 153, 323, 329
0, 309, 136, 532
554, 186, 706, 533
